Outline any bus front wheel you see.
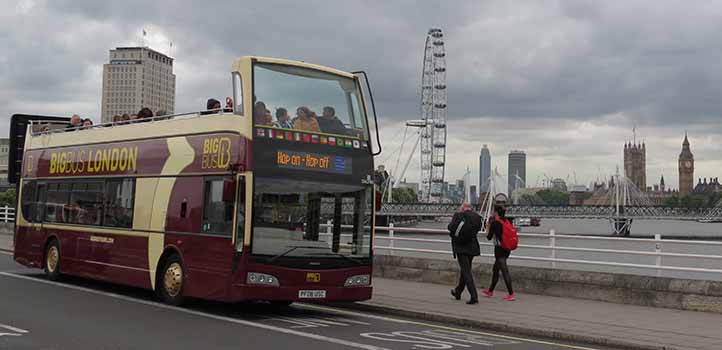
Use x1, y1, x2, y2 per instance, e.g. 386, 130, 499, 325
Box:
157, 255, 185, 306
44, 239, 62, 281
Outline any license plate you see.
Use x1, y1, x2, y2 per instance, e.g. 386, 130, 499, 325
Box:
298, 290, 326, 299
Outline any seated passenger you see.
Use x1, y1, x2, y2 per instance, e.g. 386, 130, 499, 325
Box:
273, 108, 294, 129
202, 98, 221, 115
317, 106, 347, 135
82, 118, 93, 129
292, 106, 321, 132
112, 115, 122, 123
137, 107, 154, 122
224, 97, 233, 112
66, 114, 82, 131
253, 101, 273, 125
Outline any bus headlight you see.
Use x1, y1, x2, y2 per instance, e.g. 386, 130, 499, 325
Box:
247, 272, 280, 286
344, 274, 370, 287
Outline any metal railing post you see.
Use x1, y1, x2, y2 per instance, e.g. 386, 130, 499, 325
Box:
389, 222, 395, 256
655, 234, 662, 277
550, 229, 556, 268
326, 220, 332, 245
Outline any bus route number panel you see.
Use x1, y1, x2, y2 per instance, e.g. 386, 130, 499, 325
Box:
276, 150, 352, 175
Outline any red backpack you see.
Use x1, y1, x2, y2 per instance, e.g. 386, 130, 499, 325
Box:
497, 218, 519, 251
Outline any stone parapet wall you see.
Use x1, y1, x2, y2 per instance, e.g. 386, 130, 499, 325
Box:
374, 255, 722, 313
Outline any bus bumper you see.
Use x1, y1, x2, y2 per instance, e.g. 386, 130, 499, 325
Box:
230, 284, 372, 303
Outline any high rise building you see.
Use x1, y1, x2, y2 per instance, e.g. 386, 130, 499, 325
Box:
507, 150, 526, 196
678, 133, 694, 196
624, 142, 646, 191
101, 47, 176, 123
479, 144, 491, 193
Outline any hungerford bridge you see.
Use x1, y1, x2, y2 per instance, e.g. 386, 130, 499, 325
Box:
376, 202, 722, 221
375, 172, 722, 222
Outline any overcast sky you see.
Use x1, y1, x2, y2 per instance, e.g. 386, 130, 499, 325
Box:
3, 0, 722, 193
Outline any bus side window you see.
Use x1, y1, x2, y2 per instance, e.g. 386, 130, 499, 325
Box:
202, 177, 234, 236
104, 178, 135, 229
21, 180, 37, 223
45, 183, 70, 223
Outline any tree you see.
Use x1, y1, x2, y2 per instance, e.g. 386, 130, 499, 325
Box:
536, 189, 570, 206
391, 187, 417, 203
0, 189, 16, 208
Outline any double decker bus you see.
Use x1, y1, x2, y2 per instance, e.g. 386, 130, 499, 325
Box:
9, 56, 380, 305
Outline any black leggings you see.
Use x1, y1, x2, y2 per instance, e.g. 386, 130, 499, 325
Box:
489, 246, 513, 294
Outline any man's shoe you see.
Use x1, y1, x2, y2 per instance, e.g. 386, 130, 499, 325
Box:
466, 299, 478, 305
502, 293, 516, 301
482, 289, 494, 298
450, 289, 461, 300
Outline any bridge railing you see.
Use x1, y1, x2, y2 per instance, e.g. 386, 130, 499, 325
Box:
0, 206, 15, 223
373, 224, 722, 281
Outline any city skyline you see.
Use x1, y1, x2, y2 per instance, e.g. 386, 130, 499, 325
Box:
2, 2, 722, 190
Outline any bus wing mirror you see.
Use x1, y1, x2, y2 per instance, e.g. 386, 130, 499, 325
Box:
223, 180, 236, 202
352, 71, 382, 156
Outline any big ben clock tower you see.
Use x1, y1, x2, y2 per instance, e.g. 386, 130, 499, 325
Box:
679, 133, 694, 196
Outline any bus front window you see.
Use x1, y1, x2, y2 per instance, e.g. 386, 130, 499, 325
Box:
251, 178, 372, 260
253, 63, 369, 140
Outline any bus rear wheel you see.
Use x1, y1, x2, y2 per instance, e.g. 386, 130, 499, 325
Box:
157, 255, 185, 306
44, 239, 62, 281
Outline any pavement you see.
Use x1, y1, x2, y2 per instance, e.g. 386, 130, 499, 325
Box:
0, 233, 12, 253
0, 240, 612, 350
345, 278, 722, 350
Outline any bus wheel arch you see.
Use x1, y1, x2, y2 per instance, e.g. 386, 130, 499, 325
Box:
155, 247, 186, 305
43, 236, 62, 281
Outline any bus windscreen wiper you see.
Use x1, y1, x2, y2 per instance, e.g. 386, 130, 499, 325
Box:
268, 245, 329, 263
310, 252, 363, 265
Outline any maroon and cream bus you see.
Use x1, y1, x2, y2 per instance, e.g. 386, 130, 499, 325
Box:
9, 56, 380, 305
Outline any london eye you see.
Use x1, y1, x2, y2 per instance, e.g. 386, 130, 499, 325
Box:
418, 28, 447, 202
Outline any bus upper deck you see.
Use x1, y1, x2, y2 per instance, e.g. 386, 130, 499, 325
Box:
9, 56, 379, 305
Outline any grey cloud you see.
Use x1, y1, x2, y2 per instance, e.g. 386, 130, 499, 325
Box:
3, 0, 722, 187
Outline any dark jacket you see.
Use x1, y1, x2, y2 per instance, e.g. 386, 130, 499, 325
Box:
448, 210, 481, 256
317, 116, 347, 135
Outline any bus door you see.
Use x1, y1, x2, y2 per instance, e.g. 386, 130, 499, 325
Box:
20, 181, 46, 258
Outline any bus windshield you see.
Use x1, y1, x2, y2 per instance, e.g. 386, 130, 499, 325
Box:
251, 178, 372, 259
253, 62, 369, 140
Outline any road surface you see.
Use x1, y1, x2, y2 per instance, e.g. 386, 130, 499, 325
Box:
0, 251, 613, 350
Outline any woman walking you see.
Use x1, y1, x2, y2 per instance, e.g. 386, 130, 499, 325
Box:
483, 205, 516, 301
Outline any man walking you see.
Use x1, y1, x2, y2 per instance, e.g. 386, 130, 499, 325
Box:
448, 203, 482, 304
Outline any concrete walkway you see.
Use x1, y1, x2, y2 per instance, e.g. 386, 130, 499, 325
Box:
0, 233, 13, 253
345, 278, 722, 350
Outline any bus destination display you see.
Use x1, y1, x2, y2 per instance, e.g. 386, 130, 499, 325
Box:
276, 150, 352, 175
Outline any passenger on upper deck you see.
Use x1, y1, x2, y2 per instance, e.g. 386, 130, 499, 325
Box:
317, 106, 347, 135
82, 119, 93, 130
137, 107, 154, 122
66, 114, 82, 131
292, 106, 321, 132
273, 108, 294, 129
202, 98, 221, 115
224, 97, 233, 113
253, 101, 273, 125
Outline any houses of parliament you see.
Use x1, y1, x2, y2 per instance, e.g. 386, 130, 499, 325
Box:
624, 133, 706, 197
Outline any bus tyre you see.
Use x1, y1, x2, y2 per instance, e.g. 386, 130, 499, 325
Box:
44, 239, 62, 281
157, 255, 185, 306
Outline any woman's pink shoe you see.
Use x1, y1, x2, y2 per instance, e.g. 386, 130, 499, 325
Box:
502, 293, 516, 301
482, 290, 494, 298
